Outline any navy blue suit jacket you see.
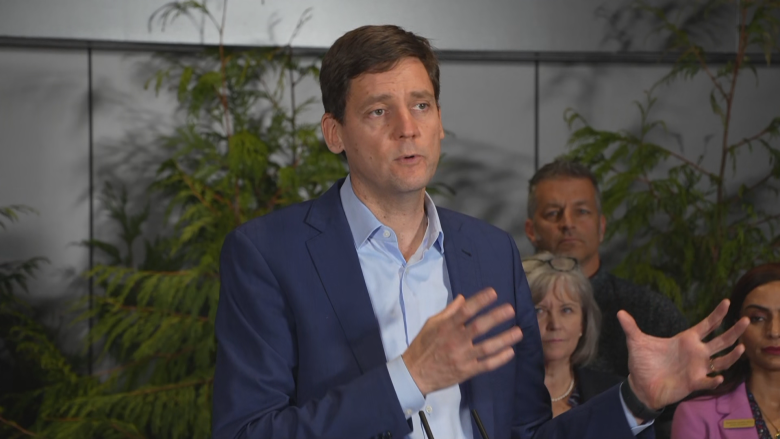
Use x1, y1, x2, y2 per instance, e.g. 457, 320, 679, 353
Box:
213, 180, 651, 439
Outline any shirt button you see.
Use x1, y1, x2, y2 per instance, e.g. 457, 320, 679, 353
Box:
425, 405, 433, 414
383, 229, 391, 238
405, 409, 413, 417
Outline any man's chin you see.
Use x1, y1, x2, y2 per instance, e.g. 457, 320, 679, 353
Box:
554, 245, 581, 259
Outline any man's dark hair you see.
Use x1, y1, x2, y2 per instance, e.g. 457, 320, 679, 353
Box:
527, 159, 602, 219
319, 25, 440, 123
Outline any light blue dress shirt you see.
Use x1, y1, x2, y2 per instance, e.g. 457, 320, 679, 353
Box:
340, 176, 471, 439
339, 175, 651, 438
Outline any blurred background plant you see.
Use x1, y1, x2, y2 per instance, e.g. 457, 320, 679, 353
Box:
565, 0, 780, 322
0, 0, 345, 437
0, 205, 65, 437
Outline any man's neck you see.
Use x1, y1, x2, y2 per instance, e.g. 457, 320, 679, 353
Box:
582, 255, 601, 278
351, 178, 428, 260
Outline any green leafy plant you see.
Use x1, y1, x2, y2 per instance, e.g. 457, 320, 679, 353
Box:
0, 1, 345, 437
565, 0, 780, 322
0, 206, 48, 298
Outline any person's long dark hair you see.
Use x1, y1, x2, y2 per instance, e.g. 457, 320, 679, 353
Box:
709, 262, 780, 396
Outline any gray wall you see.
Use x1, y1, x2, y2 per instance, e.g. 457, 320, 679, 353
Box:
0, 0, 735, 52
1, 1, 777, 339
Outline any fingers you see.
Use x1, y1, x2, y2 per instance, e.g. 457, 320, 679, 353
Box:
473, 326, 524, 359
616, 310, 640, 340
472, 346, 516, 373
706, 316, 749, 354
466, 303, 515, 338
451, 288, 498, 325
693, 299, 731, 339
438, 294, 467, 320
695, 375, 725, 392
711, 343, 746, 372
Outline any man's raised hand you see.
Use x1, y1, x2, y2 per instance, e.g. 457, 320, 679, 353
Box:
402, 287, 523, 396
619, 299, 750, 412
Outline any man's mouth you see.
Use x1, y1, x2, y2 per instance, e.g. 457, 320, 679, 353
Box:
398, 154, 421, 163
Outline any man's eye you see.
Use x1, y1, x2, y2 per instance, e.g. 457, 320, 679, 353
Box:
544, 211, 558, 219
415, 103, 429, 110
750, 315, 765, 323
371, 109, 385, 116
535, 308, 544, 315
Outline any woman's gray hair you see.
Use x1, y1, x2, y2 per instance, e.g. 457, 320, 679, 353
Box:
522, 251, 601, 366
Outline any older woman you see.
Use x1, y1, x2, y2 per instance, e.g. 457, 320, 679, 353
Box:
671, 263, 780, 439
522, 251, 621, 417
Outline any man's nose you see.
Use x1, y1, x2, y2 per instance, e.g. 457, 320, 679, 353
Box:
393, 108, 419, 139
560, 209, 575, 229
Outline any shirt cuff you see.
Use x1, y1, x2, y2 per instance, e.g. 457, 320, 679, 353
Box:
619, 386, 655, 435
387, 356, 425, 419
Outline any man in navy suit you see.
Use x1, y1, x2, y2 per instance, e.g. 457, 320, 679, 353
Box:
212, 25, 748, 439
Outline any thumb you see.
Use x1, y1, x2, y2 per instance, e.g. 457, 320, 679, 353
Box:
439, 294, 466, 319
617, 310, 641, 341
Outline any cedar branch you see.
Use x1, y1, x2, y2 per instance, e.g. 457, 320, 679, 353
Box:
0, 415, 37, 437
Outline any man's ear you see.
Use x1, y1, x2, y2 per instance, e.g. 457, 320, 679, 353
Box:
321, 113, 344, 154
438, 105, 445, 140
525, 218, 538, 247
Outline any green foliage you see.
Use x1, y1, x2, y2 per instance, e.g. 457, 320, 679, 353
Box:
0, 204, 48, 300
565, 0, 780, 322
0, 2, 345, 437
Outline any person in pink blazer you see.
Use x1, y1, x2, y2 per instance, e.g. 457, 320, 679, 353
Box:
672, 381, 758, 439
672, 263, 780, 439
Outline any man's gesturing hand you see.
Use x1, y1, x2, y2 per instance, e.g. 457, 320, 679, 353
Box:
401, 287, 523, 396
620, 299, 750, 412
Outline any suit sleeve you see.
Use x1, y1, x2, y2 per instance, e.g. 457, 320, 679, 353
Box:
212, 230, 412, 439
504, 234, 647, 439
670, 400, 707, 439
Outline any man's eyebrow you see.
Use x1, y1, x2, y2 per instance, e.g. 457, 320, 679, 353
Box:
358, 93, 393, 109
410, 90, 435, 100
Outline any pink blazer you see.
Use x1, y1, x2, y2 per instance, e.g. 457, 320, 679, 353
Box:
672, 382, 758, 439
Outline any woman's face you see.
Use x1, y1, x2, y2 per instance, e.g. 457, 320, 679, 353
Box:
740, 280, 780, 373
535, 278, 584, 365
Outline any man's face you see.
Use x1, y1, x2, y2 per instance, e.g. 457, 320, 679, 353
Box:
524, 177, 606, 268
321, 57, 444, 199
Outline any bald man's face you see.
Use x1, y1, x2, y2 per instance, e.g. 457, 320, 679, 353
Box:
525, 178, 605, 273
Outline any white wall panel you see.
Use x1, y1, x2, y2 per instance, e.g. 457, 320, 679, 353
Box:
433, 61, 536, 257
0, 47, 90, 321
90, 51, 181, 258
0, 0, 736, 53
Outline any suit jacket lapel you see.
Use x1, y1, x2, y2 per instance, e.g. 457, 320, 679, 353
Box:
439, 209, 495, 439
305, 181, 387, 374
717, 382, 758, 439
440, 209, 481, 300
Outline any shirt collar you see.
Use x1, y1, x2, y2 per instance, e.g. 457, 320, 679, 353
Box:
340, 175, 444, 253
